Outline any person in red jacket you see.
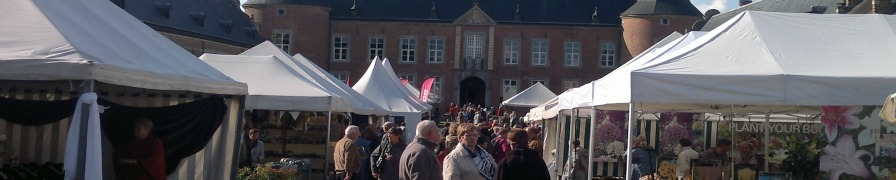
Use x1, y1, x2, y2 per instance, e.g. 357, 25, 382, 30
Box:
115, 118, 166, 180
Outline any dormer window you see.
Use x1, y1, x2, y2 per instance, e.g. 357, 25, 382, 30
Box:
277, 8, 286, 16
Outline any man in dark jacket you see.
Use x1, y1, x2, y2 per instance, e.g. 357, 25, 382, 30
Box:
399, 120, 443, 180
494, 129, 550, 180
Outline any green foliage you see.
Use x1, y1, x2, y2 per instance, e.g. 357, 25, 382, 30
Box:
779, 135, 820, 180
238, 163, 300, 180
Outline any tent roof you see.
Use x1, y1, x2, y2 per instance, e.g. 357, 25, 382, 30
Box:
502, 83, 557, 107
381, 58, 432, 111
632, 11, 896, 107
199, 54, 349, 111
353, 58, 429, 113
558, 32, 684, 110
0, 0, 246, 95
237, 41, 389, 115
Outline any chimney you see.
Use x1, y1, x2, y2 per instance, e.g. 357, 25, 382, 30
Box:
806, 6, 828, 13
873, 0, 895, 14
739, 0, 752, 6
591, 7, 599, 23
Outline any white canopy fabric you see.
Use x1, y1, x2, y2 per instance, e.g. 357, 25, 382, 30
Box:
502, 83, 557, 107
0, 0, 246, 95
404, 83, 422, 101
353, 58, 426, 139
631, 11, 896, 107
557, 32, 683, 110
238, 41, 389, 115
200, 54, 351, 111
382, 58, 432, 110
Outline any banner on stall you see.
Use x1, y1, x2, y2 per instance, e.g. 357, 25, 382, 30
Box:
730, 121, 821, 134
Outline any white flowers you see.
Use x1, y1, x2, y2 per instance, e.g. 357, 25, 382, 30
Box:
605, 141, 625, 157
820, 135, 872, 179
766, 149, 789, 164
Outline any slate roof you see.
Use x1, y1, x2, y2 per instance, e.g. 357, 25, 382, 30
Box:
244, 0, 637, 25
114, 0, 264, 48
698, 0, 840, 31
620, 0, 703, 16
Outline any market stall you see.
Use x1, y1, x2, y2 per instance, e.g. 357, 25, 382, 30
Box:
0, 0, 248, 179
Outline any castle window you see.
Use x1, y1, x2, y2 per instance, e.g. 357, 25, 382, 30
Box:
564, 41, 581, 67
503, 39, 520, 65
333, 35, 349, 61
502, 79, 519, 98
332, 72, 350, 85
563, 80, 580, 90
600, 42, 617, 68
465, 34, 484, 60
272, 30, 291, 53
400, 36, 417, 62
661, 18, 670, 26
399, 73, 416, 86
532, 39, 548, 66
531, 79, 547, 87
369, 36, 385, 60
428, 37, 445, 63
277, 8, 286, 16
426, 75, 443, 103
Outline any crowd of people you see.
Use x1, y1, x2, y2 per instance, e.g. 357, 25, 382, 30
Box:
446, 103, 526, 127
333, 119, 550, 180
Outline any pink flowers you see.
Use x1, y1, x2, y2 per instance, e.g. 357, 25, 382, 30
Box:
820, 106, 861, 142
820, 135, 872, 180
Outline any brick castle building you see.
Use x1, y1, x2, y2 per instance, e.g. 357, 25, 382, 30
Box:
242, 0, 703, 110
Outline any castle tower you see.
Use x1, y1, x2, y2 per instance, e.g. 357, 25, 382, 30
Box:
243, 0, 332, 68
620, 0, 702, 62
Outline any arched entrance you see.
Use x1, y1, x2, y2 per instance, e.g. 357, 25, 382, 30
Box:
459, 77, 486, 105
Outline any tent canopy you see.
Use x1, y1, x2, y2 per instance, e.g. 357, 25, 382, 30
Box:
0, 0, 246, 95
382, 58, 432, 111
502, 83, 557, 107
200, 54, 350, 111
238, 41, 389, 115
631, 11, 896, 107
353, 58, 427, 139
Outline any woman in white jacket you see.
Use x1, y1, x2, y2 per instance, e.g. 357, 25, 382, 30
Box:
443, 123, 497, 180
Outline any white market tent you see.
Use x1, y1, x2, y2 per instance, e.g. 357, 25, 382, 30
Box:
629, 11, 896, 108
199, 54, 350, 112
404, 83, 422, 100
570, 11, 896, 179
382, 58, 432, 110
354, 58, 429, 139
239, 41, 389, 115
0, 0, 247, 179
0, 0, 246, 95
502, 83, 557, 107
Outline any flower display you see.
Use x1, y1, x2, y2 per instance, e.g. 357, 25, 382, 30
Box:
594, 121, 625, 144
605, 141, 626, 157
660, 120, 691, 156
766, 149, 789, 164
857, 111, 881, 147
657, 161, 675, 179
872, 166, 891, 180
820, 135, 872, 179
820, 106, 861, 142
595, 155, 614, 162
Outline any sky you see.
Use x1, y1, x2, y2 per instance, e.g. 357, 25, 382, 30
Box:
238, 0, 740, 15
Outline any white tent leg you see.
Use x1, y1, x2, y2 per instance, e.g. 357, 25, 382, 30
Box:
587, 107, 596, 180
624, 103, 634, 180
74, 80, 94, 180
325, 111, 332, 179
764, 113, 770, 171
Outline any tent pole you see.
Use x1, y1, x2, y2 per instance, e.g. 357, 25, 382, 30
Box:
587, 107, 596, 180
325, 111, 333, 179
75, 80, 94, 180
624, 102, 634, 180
764, 112, 770, 171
